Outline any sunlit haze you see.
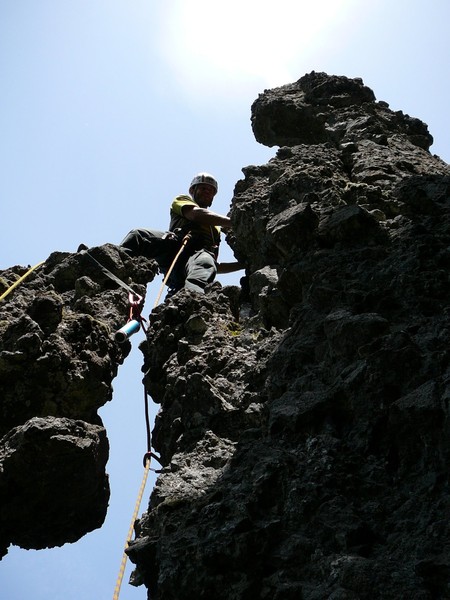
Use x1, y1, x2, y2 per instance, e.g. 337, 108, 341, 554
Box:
161, 0, 361, 97
1, 2, 449, 599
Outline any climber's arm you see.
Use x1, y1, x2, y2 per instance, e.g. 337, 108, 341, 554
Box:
182, 205, 231, 228
216, 261, 244, 274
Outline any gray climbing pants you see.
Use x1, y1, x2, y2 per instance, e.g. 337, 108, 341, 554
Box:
184, 249, 217, 294
121, 228, 217, 295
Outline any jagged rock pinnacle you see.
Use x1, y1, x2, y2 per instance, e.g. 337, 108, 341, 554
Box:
1, 73, 449, 599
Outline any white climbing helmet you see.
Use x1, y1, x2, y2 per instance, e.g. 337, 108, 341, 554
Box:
189, 173, 218, 194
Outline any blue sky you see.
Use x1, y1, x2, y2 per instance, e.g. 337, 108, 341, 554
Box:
1, 1, 449, 598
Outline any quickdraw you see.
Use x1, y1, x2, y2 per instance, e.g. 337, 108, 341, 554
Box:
77, 246, 147, 344
114, 292, 147, 343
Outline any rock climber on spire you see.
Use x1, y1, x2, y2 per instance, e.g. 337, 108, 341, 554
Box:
121, 173, 243, 296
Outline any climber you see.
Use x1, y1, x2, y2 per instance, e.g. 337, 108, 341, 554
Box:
121, 173, 243, 296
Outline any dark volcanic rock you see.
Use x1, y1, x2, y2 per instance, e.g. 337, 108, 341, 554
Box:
0, 243, 157, 557
1, 72, 449, 599
127, 73, 450, 600
0, 417, 109, 550
251, 71, 432, 150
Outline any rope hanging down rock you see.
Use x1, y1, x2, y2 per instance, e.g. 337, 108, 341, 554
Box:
112, 236, 191, 599
112, 455, 152, 600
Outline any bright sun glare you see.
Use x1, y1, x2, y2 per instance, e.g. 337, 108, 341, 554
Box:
160, 0, 358, 97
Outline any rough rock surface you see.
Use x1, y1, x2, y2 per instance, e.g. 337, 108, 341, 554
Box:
1, 72, 449, 600
0, 244, 156, 556
126, 73, 450, 599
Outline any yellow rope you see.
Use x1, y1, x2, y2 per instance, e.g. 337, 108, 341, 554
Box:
113, 235, 190, 598
0, 261, 45, 302
153, 234, 190, 308
113, 457, 151, 600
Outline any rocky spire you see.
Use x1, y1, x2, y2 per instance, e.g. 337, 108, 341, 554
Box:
0, 245, 156, 555
1, 72, 449, 598
128, 73, 450, 599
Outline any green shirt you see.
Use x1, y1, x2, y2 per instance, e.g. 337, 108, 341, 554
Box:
169, 194, 221, 253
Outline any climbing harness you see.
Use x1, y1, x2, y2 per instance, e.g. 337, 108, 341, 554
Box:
0, 261, 45, 302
